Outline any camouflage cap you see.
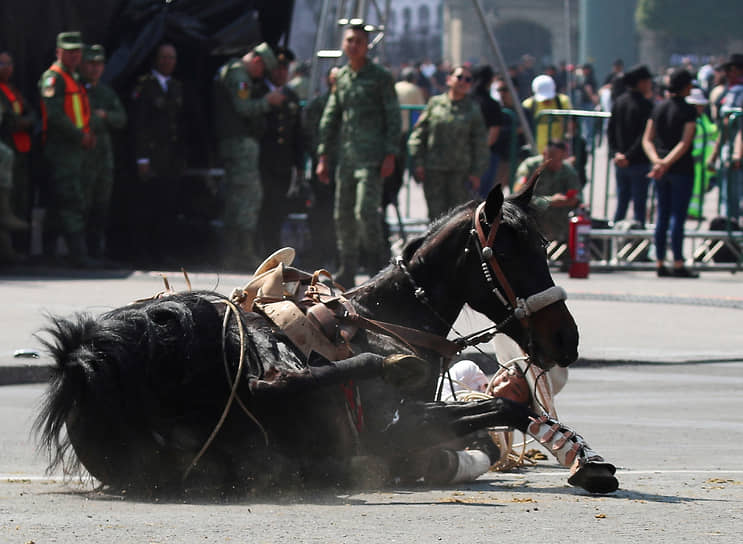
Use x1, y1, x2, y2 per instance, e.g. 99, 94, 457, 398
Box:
57, 31, 83, 50
253, 42, 278, 73
83, 44, 106, 62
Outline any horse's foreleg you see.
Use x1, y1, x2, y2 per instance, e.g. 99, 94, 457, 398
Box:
370, 397, 532, 455
250, 353, 428, 398
526, 414, 619, 494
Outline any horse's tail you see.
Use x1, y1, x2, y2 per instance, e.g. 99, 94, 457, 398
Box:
34, 312, 109, 478
34, 293, 262, 492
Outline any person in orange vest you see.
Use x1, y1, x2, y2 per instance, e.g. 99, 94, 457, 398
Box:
38, 31, 98, 267
0, 50, 37, 259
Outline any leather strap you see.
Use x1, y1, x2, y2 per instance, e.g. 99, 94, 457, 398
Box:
341, 313, 461, 359
474, 202, 520, 310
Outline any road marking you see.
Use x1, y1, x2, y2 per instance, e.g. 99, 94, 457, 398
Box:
497, 469, 743, 477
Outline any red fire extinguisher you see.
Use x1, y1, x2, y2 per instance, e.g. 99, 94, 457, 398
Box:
568, 206, 591, 278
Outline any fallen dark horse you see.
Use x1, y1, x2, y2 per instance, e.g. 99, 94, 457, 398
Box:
36, 183, 618, 495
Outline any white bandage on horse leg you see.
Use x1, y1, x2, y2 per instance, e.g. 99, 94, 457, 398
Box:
527, 415, 605, 468
449, 450, 492, 483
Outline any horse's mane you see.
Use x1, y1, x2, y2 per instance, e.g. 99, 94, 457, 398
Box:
414, 197, 545, 256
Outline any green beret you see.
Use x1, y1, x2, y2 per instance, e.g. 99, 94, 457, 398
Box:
57, 31, 83, 51
253, 42, 278, 73
83, 44, 106, 62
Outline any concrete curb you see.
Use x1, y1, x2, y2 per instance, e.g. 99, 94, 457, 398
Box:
0, 364, 52, 386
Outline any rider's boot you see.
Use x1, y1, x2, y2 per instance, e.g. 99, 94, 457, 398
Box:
0, 187, 29, 231
334, 252, 357, 289
527, 414, 619, 494
424, 448, 493, 485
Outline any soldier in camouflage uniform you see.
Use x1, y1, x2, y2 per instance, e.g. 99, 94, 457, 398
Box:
79, 45, 127, 259
0, 50, 36, 256
316, 24, 401, 286
258, 46, 304, 255
407, 65, 489, 221
213, 42, 283, 270
303, 67, 339, 269
39, 31, 97, 266
514, 140, 581, 243
0, 135, 19, 263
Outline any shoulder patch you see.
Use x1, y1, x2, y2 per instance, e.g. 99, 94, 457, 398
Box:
42, 75, 57, 98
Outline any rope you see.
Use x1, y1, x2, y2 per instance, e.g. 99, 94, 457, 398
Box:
182, 298, 268, 482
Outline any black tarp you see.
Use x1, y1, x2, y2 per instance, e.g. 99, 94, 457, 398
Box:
0, 0, 294, 128
0, 0, 295, 262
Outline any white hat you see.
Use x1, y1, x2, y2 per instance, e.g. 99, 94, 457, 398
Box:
686, 87, 709, 105
532, 74, 556, 101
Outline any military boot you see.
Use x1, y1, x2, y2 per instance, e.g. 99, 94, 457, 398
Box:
239, 230, 261, 271
0, 188, 28, 231
0, 230, 20, 265
86, 230, 105, 260
333, 253, 357, 289
65, 232, 102, 268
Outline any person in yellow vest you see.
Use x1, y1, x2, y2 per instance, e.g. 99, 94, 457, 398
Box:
39, 31, 98, 267
0, 50, 35, 248
686, 88, 719, 219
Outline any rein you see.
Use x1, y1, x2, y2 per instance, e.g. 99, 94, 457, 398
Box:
396, 202, 568, 402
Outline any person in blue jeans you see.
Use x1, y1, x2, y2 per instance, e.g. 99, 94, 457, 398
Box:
642, 68, 698, 278
608, 65, 654, 226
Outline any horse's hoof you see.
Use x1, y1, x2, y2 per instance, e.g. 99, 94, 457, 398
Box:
381, 354, 430, 390
567, 461, 619, 494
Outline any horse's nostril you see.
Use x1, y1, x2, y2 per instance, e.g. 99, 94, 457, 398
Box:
554, 324, 579, 358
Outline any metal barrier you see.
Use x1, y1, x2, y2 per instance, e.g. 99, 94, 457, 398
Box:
532, 108, 743, 272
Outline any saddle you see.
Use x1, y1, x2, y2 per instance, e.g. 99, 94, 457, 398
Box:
232, 248, 360, 361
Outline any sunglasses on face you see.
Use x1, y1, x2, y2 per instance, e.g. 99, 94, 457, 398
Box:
455, 74, 472, 83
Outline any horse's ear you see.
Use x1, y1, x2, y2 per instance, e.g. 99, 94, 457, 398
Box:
402, 235, 425, 263
510, 161, 547, 210
484, 185, 505, 223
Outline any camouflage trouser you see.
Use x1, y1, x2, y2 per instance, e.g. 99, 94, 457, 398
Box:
0, 141, 13, 190
423, 169, 471, 221
334, 161, 385, 264
44, 144, 86, 236
81, 140, 114, 231
219, 137, 262, 232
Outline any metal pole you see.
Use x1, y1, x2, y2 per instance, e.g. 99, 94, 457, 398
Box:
309, 0, 333, 98
471, 0, 535, 150
564, 0, 573, 98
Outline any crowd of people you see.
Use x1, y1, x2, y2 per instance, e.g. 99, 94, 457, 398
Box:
1, 28, 741, 282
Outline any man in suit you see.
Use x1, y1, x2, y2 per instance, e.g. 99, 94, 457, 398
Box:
130, 43, 185, 264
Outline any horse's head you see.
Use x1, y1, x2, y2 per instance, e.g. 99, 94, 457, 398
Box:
463, 179, 579, 368
399, 174, 578, 369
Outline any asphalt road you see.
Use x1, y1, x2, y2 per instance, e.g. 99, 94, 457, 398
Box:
2, 361, 742, 543
1, 266, 742, 542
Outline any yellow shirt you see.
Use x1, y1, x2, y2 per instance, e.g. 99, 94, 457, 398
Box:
522, 93, 572, 151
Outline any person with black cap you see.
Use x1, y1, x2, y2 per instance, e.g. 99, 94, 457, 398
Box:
642, 68, 699, 278
257, 45, 305, 256
707, 53, 743, 221
607, 65, 654, 227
